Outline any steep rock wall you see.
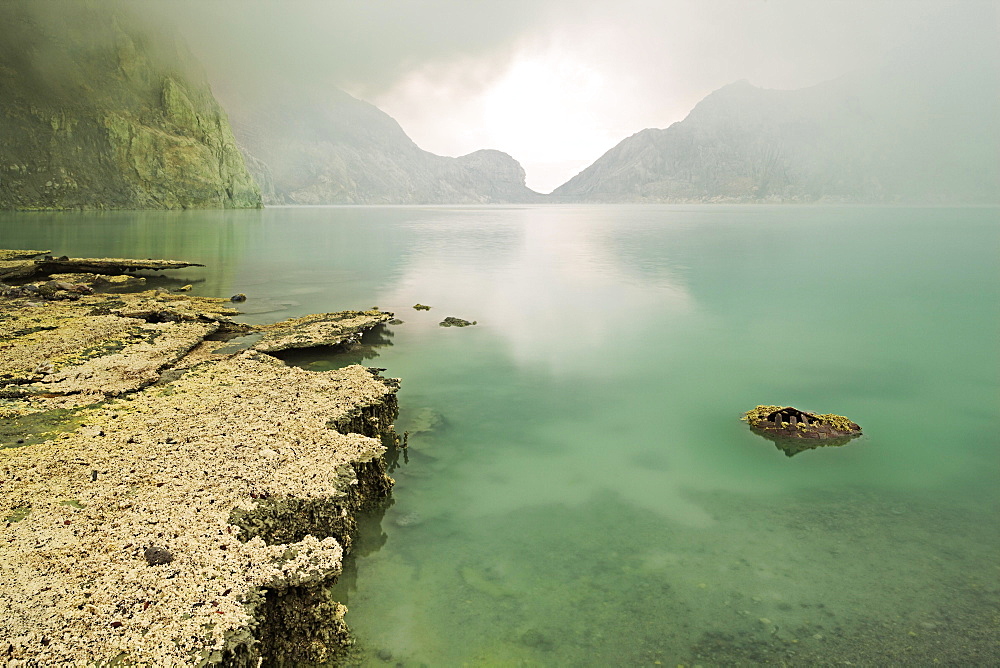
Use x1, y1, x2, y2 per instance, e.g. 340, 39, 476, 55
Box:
0, 1, 261, 210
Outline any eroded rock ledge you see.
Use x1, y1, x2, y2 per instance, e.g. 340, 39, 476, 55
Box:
0, 249, 205, 282
0, 252, 399, 665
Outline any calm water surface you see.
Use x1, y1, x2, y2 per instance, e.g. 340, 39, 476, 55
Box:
2, 205, 998, 664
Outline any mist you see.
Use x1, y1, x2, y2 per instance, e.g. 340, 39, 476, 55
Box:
135, 0, 997, 192
7, 0, 997, 195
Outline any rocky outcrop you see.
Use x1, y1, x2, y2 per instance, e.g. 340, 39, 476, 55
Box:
743, 405, 862, 456
0, 1, 261, 210
439, 317, 476, 327
0, 251, 401, 664
0, 251, 204, 282
222, 86, 541, 205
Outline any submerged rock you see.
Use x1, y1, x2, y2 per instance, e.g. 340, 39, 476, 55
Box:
392, 510, 424, 528
743, 405, 862, 456
401, 407, 446, 436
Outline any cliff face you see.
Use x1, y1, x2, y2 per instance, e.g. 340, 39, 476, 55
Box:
222, 87, 541, 205
0, 1, 261, 210
554, 18, 1000, 204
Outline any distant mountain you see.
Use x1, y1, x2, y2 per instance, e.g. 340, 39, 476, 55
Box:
0, 1, 260, 210
221, 87, 542, 205
553, 17, 999, 204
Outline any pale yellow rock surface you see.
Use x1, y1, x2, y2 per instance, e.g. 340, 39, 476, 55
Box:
1, 352, 397, 665
0, 255, 401, 664
253, 310, 392, 353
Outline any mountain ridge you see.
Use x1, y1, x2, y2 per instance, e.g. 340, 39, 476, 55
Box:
551, 12, 999, 204
219, 85, 543, 205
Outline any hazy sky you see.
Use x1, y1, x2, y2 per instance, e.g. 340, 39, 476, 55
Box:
164, 0, 996, 192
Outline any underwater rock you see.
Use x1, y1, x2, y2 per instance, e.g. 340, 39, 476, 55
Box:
520, 628, 555, 651
401, 407, 445, 436
439, 317, 476, 327
392, 511, 423, 528
743, 405, 862, 456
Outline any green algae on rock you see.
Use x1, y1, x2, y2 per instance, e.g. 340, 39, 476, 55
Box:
743, 405, 862, 457
439, 316, 476, 327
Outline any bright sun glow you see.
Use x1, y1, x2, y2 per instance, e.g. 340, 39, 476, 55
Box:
479, 52, 625, 193
375, 45, 651, 193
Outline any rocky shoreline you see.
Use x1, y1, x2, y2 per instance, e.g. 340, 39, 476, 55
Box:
0, 250, 400, 665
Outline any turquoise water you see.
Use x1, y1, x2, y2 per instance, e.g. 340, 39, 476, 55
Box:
2, 205, 998, 664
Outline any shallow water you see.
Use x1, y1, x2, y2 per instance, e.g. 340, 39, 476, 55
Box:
2, 205, 998, 664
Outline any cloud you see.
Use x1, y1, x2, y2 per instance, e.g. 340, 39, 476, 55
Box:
147, 0, 569, 98
132, 0, 997, 190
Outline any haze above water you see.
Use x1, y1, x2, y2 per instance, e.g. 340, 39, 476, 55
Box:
2, 205, 997, 663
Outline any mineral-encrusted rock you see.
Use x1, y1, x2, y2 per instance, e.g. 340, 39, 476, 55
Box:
743, 405, 862, 456
0, 292, 244, 399
0, 249, 50, 261
1, 251, 404, 664
253, 310, 393, 353
1, 250, 203, 283
32, 256, 205, 277
0, 351, 399, 665
0, 249, 49, 280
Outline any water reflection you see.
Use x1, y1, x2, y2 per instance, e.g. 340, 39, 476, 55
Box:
379, 208, 696, 377
0, 208, 264, 300
750, 430, 864, 457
